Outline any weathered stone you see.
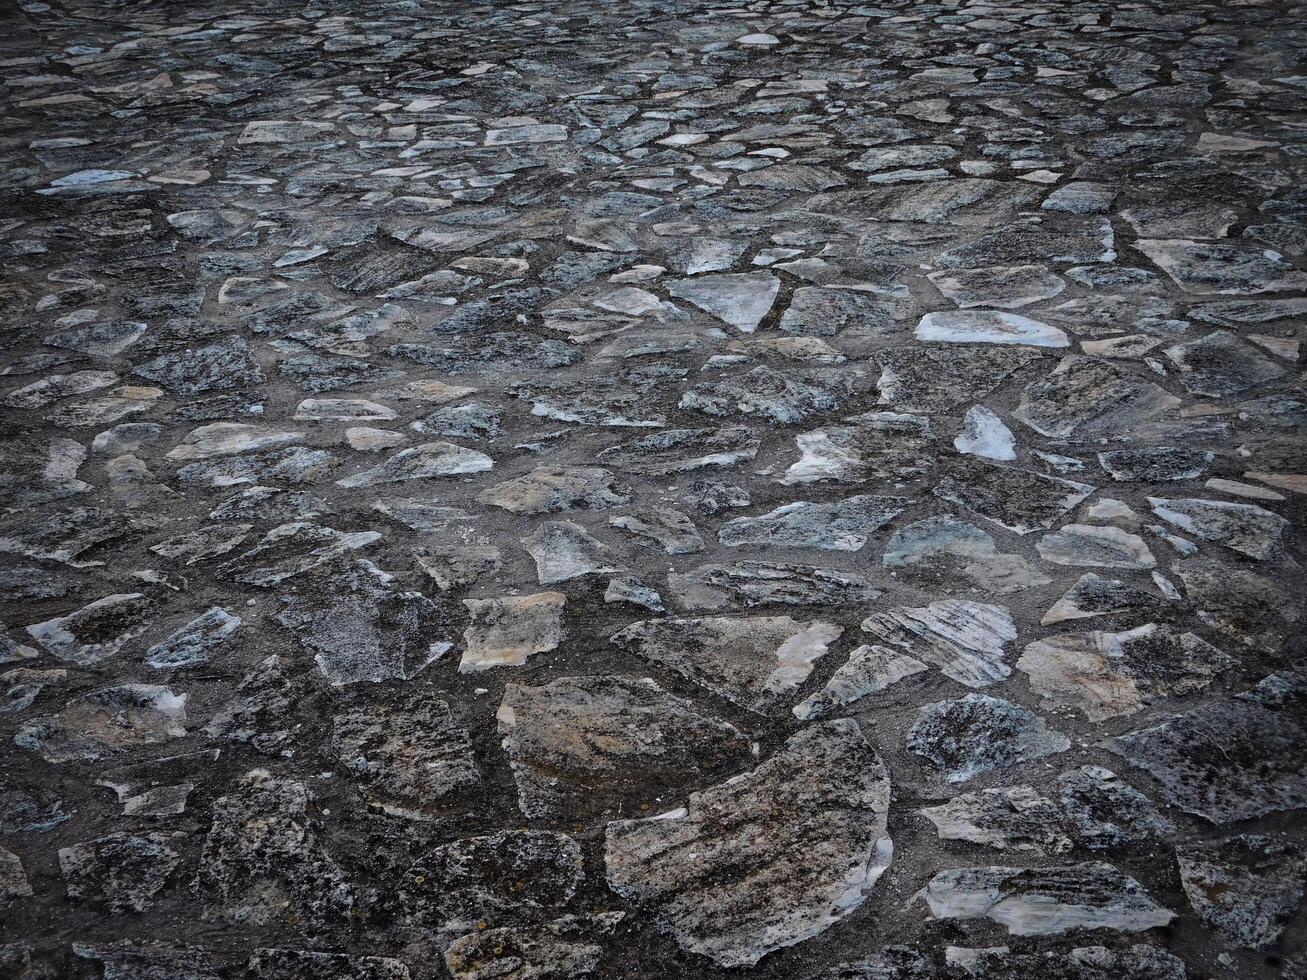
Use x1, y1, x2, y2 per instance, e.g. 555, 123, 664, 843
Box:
907, 694, 1069, 783
605, 720, 892, 968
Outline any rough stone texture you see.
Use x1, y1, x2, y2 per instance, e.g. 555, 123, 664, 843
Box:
605, 720, 892, 968
2, 1, 1305, 976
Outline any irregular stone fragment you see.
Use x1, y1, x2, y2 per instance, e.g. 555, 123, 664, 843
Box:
276, 561, 450, 685
1014, 357, 1181, 440
605, 720, 892, 968
1173, 557, 1298, 652
680, 366, 841, 425
1175, 835, 1306, 949
816, 946, 933, 980
1019, 624, 1234, 721
947, 944, 1186, 979
72, 942, 223, 980
929, 266, 1065, 309
166, 422, 304, 461
59, 831, 184, 913
477, 466, 628, 513
220, 522, 379, 587
933, 459, 1095, 535
402, 830, 583, 931
907, 694, 1069, 783
1036, 524, 1155, 569
460, 593, 565, 671
1106, 671, 1307, 823
1164, 330, 1286, 397
332, 697, 479, 819
145, 607, 241, 669
596, 426, 759, 474
16, 685, 186, 763
443, 913, 623, 980
793, 645, 928, 721
954, 406, 1015, 461
1054, 766, 1173, 850
920, 863, 1173, 935
0, 847, 31, 904
1041, 574, 1170, 625
883, 516, 1049, 593
522, 521, 618, 584
667, 273, 779, 333
246, 949, 411, 980
25, 593, 151, 665
133, 337, 264, 394
719, 496, 906, 551
498, 675, 750, 819
1098, 447, 1213, 482
198, 770, 353, 927
1135, 239, 1307, 294
610, 508, 703, 554
916, 310, 1068, 347
1148, 497, 1289, 562
780, 287, 900, 337
336, 442, 492, 487
921, 786, 1071, 854
875, 346, 1039, 412
612, 615, 841, 714
783, 412, 935, 484
862, 601, 1015, 688
670, 561, 880, 610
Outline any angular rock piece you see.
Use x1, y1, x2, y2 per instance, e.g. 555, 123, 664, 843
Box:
861, 601, 1016, 688
876, 346, 1041, 412
920, 863, 1173, 935
276, 561, 451, 685
477, 466, 628, 513
1105, 671, 1307, 823
221, 522, 379, 587
336, 442, 492, 487
667, 273, 779, 333
680, 366, 841, 425
670, 561, 880, 610
719, 496, 907, 551
928, 266, 1065, 309
522, 521, 617, 584
444, 913, 622, 980
1036, 524, 1154, 569
954, 406, 1016, 461
921, 787, 1070, 855
605, 720, 892, 968
793, 645, 928, 721
145, 607, 240, 669
780, 287, 899, 337
783, 412, 936, 484
460, 592, 565, 671
59, 831, 184, 913
1019, 624, 1233, 720
16, 685, 186, 763
246, 949, 411, 980
1014, 357, 1180, 440
198, 770, 353, 927
1164, 331, 1286, 397
948, 944, 1186, 979
612, 615, 841, 714
596, 426, 759, 474
1148, 497, 1290, 562
26, 593, 151, 665
1173, 557, 1298, 653
332, 697, 479, 819
1135, 239, 1307, 294
1175, 835, 1306, 949
1098, 447, 1213, 482
610, 508, 704, 554
915, 310, 1068, 348
402, 830, 583, 931
1055, 766, 1174, 850
1041, 574, 1169, 625
933, 459, 1095, 535
883, 516, 1049, 593
907, 694, 1069, 783
498, 675, 750, 819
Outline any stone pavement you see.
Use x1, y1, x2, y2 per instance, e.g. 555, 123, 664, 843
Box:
1, 0, 1305, 977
